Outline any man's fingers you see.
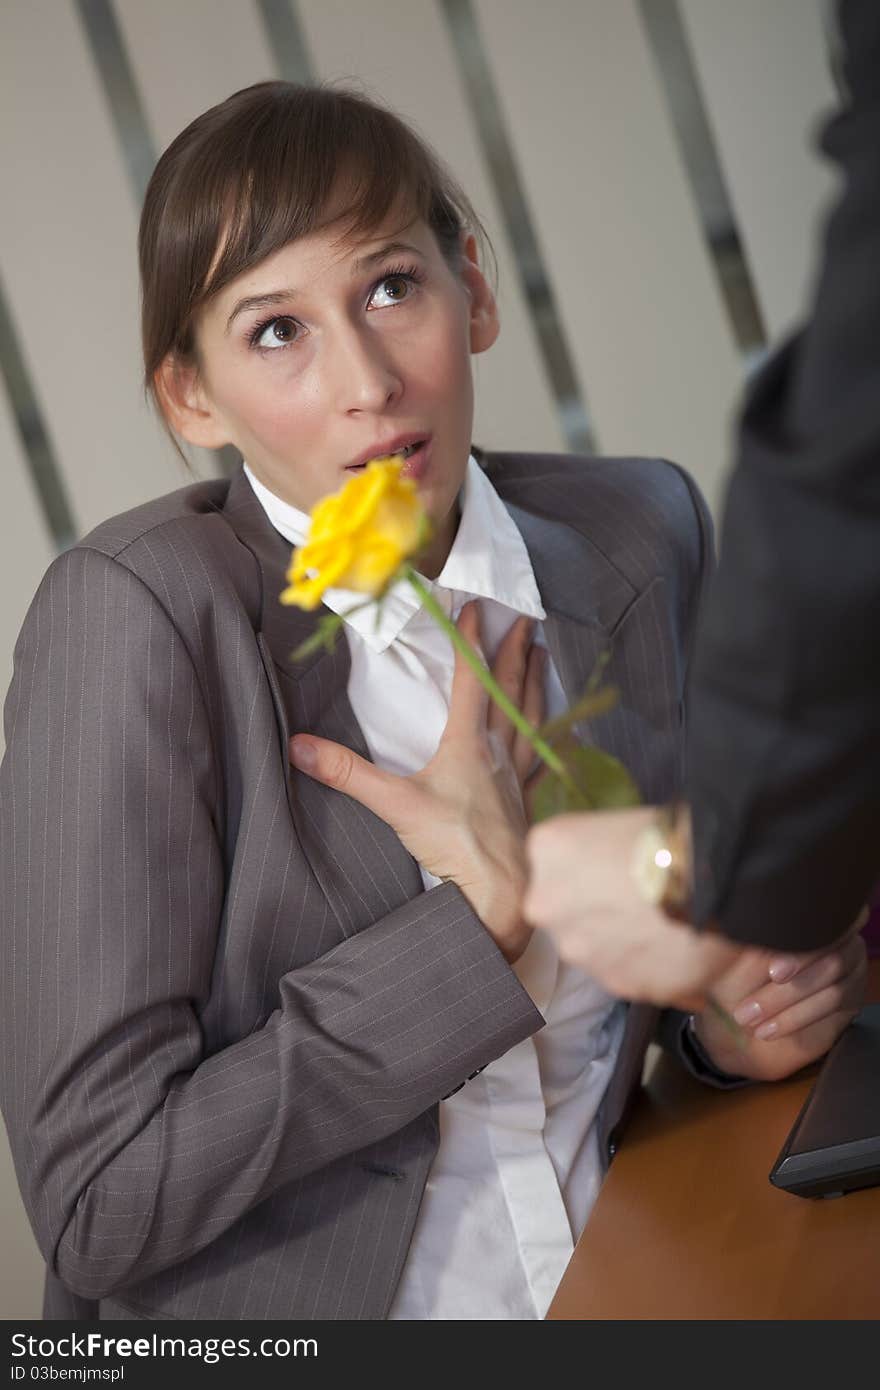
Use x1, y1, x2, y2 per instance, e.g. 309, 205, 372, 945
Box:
290, 734, 406, 826
445, 600, 489, 738
523, 817, 582, 926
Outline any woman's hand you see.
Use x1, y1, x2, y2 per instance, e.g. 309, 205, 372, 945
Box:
289, 602, 544, 963
693, 911, 868, 1082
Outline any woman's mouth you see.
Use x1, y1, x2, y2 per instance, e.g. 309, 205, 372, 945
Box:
345, 438, 431, 481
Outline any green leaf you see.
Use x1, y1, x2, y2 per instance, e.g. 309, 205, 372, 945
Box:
530, 744, 642, 822
538, 684, 620, 745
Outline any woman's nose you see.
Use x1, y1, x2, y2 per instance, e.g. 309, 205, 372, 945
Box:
330, 326, 404, 415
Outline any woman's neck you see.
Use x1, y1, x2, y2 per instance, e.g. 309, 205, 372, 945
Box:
416, 497, 462, 580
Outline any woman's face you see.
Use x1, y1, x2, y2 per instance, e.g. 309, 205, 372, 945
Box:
168, 213, 498, 574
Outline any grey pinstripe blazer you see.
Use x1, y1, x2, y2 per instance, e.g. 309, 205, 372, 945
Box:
0, 451, 711, 1321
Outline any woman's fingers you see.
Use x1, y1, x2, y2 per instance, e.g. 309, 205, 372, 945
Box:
752, 979, 863, 1043
486, 616, 535, 755
483, 616, 546, 785
695, 939, 866, 1081
485, 730, 527, 830
716, 903, 870, 1023
446, 608, 542, 765
732, 934, 867, 1036
444, 600, 489, 739
512, 642, 546, 784
734, 1005, 862, 1084
707, 945, 783, 1009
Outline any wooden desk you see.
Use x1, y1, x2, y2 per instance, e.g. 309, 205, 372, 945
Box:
548, 961, 880, 1319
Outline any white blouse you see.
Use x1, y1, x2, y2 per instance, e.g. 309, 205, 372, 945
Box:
245, 455, 625, 1319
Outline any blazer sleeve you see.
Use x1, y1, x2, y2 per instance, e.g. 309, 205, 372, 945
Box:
0, 545, 542, 1301
685, 0, 880, 950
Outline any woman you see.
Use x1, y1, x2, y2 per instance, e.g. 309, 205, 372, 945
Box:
0, 82, 865, 1322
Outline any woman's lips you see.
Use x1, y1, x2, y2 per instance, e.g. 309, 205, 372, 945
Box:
344, 438, 432, 483
399, 438, 431, 483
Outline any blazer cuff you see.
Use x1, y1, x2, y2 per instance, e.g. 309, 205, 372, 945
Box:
660, 1009, 753, 1091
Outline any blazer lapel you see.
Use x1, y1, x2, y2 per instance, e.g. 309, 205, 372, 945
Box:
222, 469, 423, 938
505, 491, 683, 805
504, 500, 633, 717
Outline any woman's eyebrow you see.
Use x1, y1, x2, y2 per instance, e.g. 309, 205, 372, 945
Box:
225, 243, 422, 332
226, 290, 294, 334
352, 240, 422, 272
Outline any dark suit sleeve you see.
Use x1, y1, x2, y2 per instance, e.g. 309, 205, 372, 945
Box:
686, 0, 880, 950
655, 1010, 751, 1091
0, 546, 541, 1300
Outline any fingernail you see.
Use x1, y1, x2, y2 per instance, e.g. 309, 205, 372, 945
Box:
768, 958, 797, 983
755, 1020, 778, 1040
733, 1000, 762, 1026
290, 737, 316, 770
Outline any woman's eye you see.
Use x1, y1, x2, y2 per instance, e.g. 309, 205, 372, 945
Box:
369, 275, 413, 309
253, 316, 299, 349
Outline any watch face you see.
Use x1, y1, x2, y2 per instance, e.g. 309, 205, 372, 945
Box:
631, 824, 670, 905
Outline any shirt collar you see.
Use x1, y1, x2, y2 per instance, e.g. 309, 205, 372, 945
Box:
243, 455, 546, 654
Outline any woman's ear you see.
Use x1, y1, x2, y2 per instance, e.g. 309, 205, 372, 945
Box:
154, 354, 230, 450
460, 232, 500, 355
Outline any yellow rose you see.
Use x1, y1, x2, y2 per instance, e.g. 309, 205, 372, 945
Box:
280, 457, 427, 610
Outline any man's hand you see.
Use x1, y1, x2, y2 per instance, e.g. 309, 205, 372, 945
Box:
524, 807, 741, 1008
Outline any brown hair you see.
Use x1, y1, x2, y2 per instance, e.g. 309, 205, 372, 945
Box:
139, 81, 492, 415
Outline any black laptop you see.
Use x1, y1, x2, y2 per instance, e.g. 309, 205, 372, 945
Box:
770, 1002, 880, 1199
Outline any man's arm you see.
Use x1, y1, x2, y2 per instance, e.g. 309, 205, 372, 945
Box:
687, 0, 880, 949
527, 0, 879, 1005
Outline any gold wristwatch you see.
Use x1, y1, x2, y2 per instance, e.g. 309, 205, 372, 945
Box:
630, 803, 694, 923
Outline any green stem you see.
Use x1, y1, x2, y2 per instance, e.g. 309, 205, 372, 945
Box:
705, 993, 748, 1050
404, 566, 580, 796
